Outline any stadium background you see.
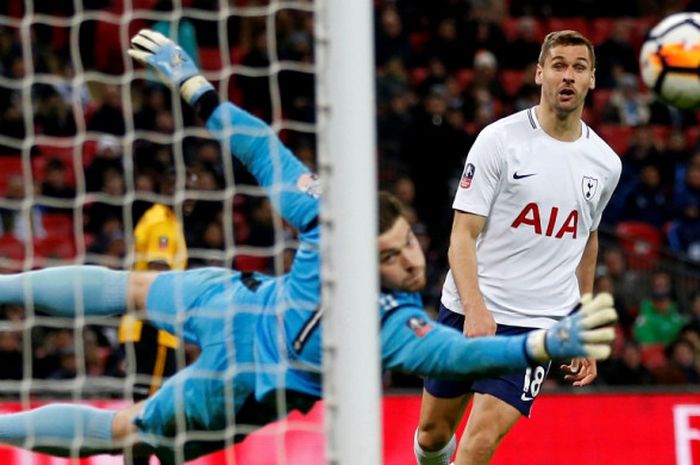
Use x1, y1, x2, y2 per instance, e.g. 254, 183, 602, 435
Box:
0, 0, 699, 463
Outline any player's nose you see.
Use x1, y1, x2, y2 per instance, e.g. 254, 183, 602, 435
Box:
562, 66, 575, 81
401, 248, 420, 269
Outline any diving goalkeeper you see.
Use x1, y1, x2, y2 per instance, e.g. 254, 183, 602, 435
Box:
0, 30, 618, 464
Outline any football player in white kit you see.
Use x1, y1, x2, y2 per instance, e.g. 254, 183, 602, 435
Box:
413, 30, 622, 465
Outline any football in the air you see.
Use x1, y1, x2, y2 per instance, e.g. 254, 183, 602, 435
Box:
639, 12, 700, 110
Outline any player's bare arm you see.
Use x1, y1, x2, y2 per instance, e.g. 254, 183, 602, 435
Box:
563, 231, 600, 386
448, 211, 495, 337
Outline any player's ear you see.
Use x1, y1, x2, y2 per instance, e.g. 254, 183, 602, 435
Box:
589, 68, 596, 90
534, 64, 543, 85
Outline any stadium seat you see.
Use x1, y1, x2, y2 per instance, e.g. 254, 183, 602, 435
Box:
409, 32, 429, 55
33, 235, 77, 263
0, 156, 23, 196
639, 344, 667, 370
410, 67, 428, 87
596, 124, 635, 155
42, 213, 74, 237
685, 126, 700, 148
499, 70, 525, 98
591, 88, 613, 114
33, 142, 85, 186
500, 17, 546, 42
93, 20, 124, 74
546, 17, 590, 39
631, 17, 657, 50
234, 255, 269, 272
82, 139, 99, 167
132, 0, 158, 9
456, 69, 474, 92
232, 211, 250, 244
199, 47, 224, 71
0, 234, 25, 270
231, 45, 244, 65
615, 221, 662, 270
590, 18, 615, 45
649, 124, 670, 142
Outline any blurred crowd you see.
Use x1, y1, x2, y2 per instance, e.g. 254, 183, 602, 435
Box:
0, 0, 699, 389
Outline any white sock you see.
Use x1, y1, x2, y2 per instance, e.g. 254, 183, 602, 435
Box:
414, 429, 456, 465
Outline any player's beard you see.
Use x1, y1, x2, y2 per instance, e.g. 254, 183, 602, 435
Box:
403, 269, 426, 292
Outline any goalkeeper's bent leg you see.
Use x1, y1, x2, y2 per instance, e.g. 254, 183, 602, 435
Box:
0, 266, 128, 317
0, 404, 118, 457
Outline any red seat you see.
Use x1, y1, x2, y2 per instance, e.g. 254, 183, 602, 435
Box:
546, 17, 590, 38
500, 70, 525, 98
0, 156, 23, 196
410, 67, 429, 87
93, 20, 123, 74
199, 47, 224, 71
500, 17, 546, 42
82, 139, 99, 167
409, 32, 429, 54
639, 344, 667, 370
456, 69, 474, 92
630, 18, 656, 51
230, 46, 244, 65
33, 235, 77, 263
615, 221, 662, 270
590, 18, 615, 45
42, 213, 74, 237
591, 89, 613, 114
35, 142, 78, 186
596, 124, 635, 155
686, 126, 700, 148
0, 234, 25, 270
650, 124, 671, 142
234, 255, 269, 272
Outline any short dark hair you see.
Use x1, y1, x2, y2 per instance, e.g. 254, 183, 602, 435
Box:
378, 191, 405, 234
538, 30, 595, 68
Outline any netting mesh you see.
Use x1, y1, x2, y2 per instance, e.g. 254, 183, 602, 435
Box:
0, 1, 323, 463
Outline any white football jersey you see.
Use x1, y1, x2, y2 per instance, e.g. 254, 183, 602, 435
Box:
441, 107, 621, 328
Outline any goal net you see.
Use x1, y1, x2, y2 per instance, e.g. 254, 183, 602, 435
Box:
0, 1, 379, 464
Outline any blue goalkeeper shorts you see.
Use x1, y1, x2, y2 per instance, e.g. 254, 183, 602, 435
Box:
134, 267, 266, 460
423, 304, 551, 417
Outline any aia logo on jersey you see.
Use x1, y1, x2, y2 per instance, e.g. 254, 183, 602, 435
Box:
158, 236, 169, 250
511, 203, 578, 239
460, 163, 476, 189
407, 317, 432, 338
582, 176, 598, 201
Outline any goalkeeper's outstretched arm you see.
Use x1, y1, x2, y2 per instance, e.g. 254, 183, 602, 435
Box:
381, 293, 617, 379
129, 28, 317, 233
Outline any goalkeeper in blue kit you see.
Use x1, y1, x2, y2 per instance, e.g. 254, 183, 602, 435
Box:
0, 30, 618, 463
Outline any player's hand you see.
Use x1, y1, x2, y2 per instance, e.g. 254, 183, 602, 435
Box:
128, 29, 213, 104
526, 293, 617, 363
463, 303, 496, 338
561, 358, 597, 387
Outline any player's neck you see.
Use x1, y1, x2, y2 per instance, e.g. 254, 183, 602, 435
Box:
533, 105, 582, 142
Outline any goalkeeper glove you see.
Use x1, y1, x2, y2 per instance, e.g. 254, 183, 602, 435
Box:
526, 293, 618, 363
128, 29, 213, 105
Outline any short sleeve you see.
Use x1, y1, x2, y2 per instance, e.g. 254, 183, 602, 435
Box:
452, 126, 504, 217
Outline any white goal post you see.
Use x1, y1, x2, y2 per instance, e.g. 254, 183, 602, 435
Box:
316, 1, 382, 465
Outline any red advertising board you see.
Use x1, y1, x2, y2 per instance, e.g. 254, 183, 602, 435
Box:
0, 393, 698, 465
